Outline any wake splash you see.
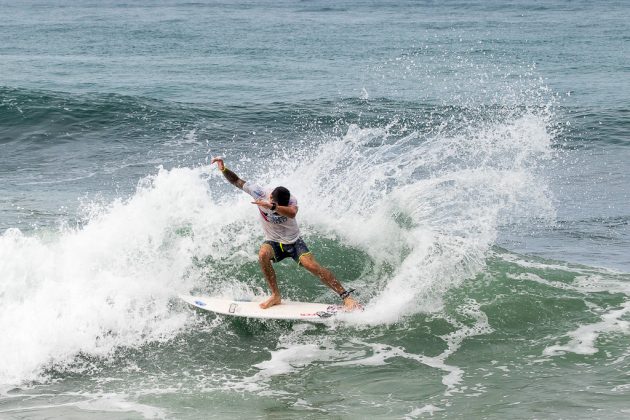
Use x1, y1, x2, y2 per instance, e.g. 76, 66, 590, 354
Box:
272, 110, 556, 324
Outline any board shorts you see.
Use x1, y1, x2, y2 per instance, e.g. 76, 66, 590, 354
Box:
263, 237, 311, 264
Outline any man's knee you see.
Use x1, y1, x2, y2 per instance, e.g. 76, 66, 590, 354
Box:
299, 254, 319, 272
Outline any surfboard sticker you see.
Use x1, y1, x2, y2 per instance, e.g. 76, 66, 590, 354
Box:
180, 294, 341, 322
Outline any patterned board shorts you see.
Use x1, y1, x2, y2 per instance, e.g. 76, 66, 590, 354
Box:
263, 237, 311, 264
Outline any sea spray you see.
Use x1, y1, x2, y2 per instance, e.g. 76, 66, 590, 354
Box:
253, 109, 557, 323
0, 167, 243, 385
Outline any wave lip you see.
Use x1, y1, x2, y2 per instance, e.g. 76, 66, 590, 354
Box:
0, 167, 220, 386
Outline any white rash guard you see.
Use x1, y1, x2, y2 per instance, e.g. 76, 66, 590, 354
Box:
242, 182, 301, 244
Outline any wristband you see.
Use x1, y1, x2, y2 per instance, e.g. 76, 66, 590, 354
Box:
221, 166, 228, 172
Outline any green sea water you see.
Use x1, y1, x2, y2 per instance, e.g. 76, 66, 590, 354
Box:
1, 0, 629, 418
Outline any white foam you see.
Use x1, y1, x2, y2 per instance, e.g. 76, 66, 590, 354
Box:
0, 166, 255, 386
252, 344, 339, 377
405, 404, 444, 418
74, 394, 167, 419
543, 300, 630, 356
501, 251, 628, 284
509, 271, 630, 296
0, 393, 166, 419
244, 299, 491, 400
247, 337, 466, 399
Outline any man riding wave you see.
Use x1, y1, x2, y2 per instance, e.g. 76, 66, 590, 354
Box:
211, 157, 360, 311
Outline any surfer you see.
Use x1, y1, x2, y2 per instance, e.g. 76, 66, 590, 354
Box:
211, 157, 361, 311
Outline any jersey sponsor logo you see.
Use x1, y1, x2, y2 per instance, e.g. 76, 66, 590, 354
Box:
259, 208, 288, 224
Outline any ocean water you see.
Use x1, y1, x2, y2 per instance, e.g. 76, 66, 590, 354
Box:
1, 0, 629, 418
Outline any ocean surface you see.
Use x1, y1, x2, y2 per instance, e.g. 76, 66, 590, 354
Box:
1, 0, 629, 418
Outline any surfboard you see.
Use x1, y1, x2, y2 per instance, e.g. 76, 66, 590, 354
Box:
179, 294, 341, 322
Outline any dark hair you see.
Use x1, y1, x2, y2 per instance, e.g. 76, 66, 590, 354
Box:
271, 186, 291, 207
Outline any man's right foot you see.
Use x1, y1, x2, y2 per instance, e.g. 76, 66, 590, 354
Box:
342, 296, 362, 312
259, 294, 281, 309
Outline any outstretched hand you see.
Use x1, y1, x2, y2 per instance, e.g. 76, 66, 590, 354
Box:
210, 157, 225, 171
251, 198, 273, 209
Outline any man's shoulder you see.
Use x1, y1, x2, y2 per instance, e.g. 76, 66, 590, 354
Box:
243, 182, 267, 198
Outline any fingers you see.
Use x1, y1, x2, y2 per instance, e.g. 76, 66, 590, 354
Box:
252, 200, 271, 208
210, 157, 225, 171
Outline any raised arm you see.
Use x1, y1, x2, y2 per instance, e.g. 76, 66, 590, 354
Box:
211, 157, 245, 189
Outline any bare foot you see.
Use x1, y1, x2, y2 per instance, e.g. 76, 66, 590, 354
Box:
342, 296, 362, 312
259, 294, 281, 309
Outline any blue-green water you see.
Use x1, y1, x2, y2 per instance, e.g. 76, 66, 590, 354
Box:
1, 1, 629, 418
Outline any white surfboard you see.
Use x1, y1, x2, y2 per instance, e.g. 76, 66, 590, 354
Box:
179, 294, 341, 322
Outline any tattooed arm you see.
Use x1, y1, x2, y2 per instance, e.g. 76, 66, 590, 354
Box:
210, 157, 245, 189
